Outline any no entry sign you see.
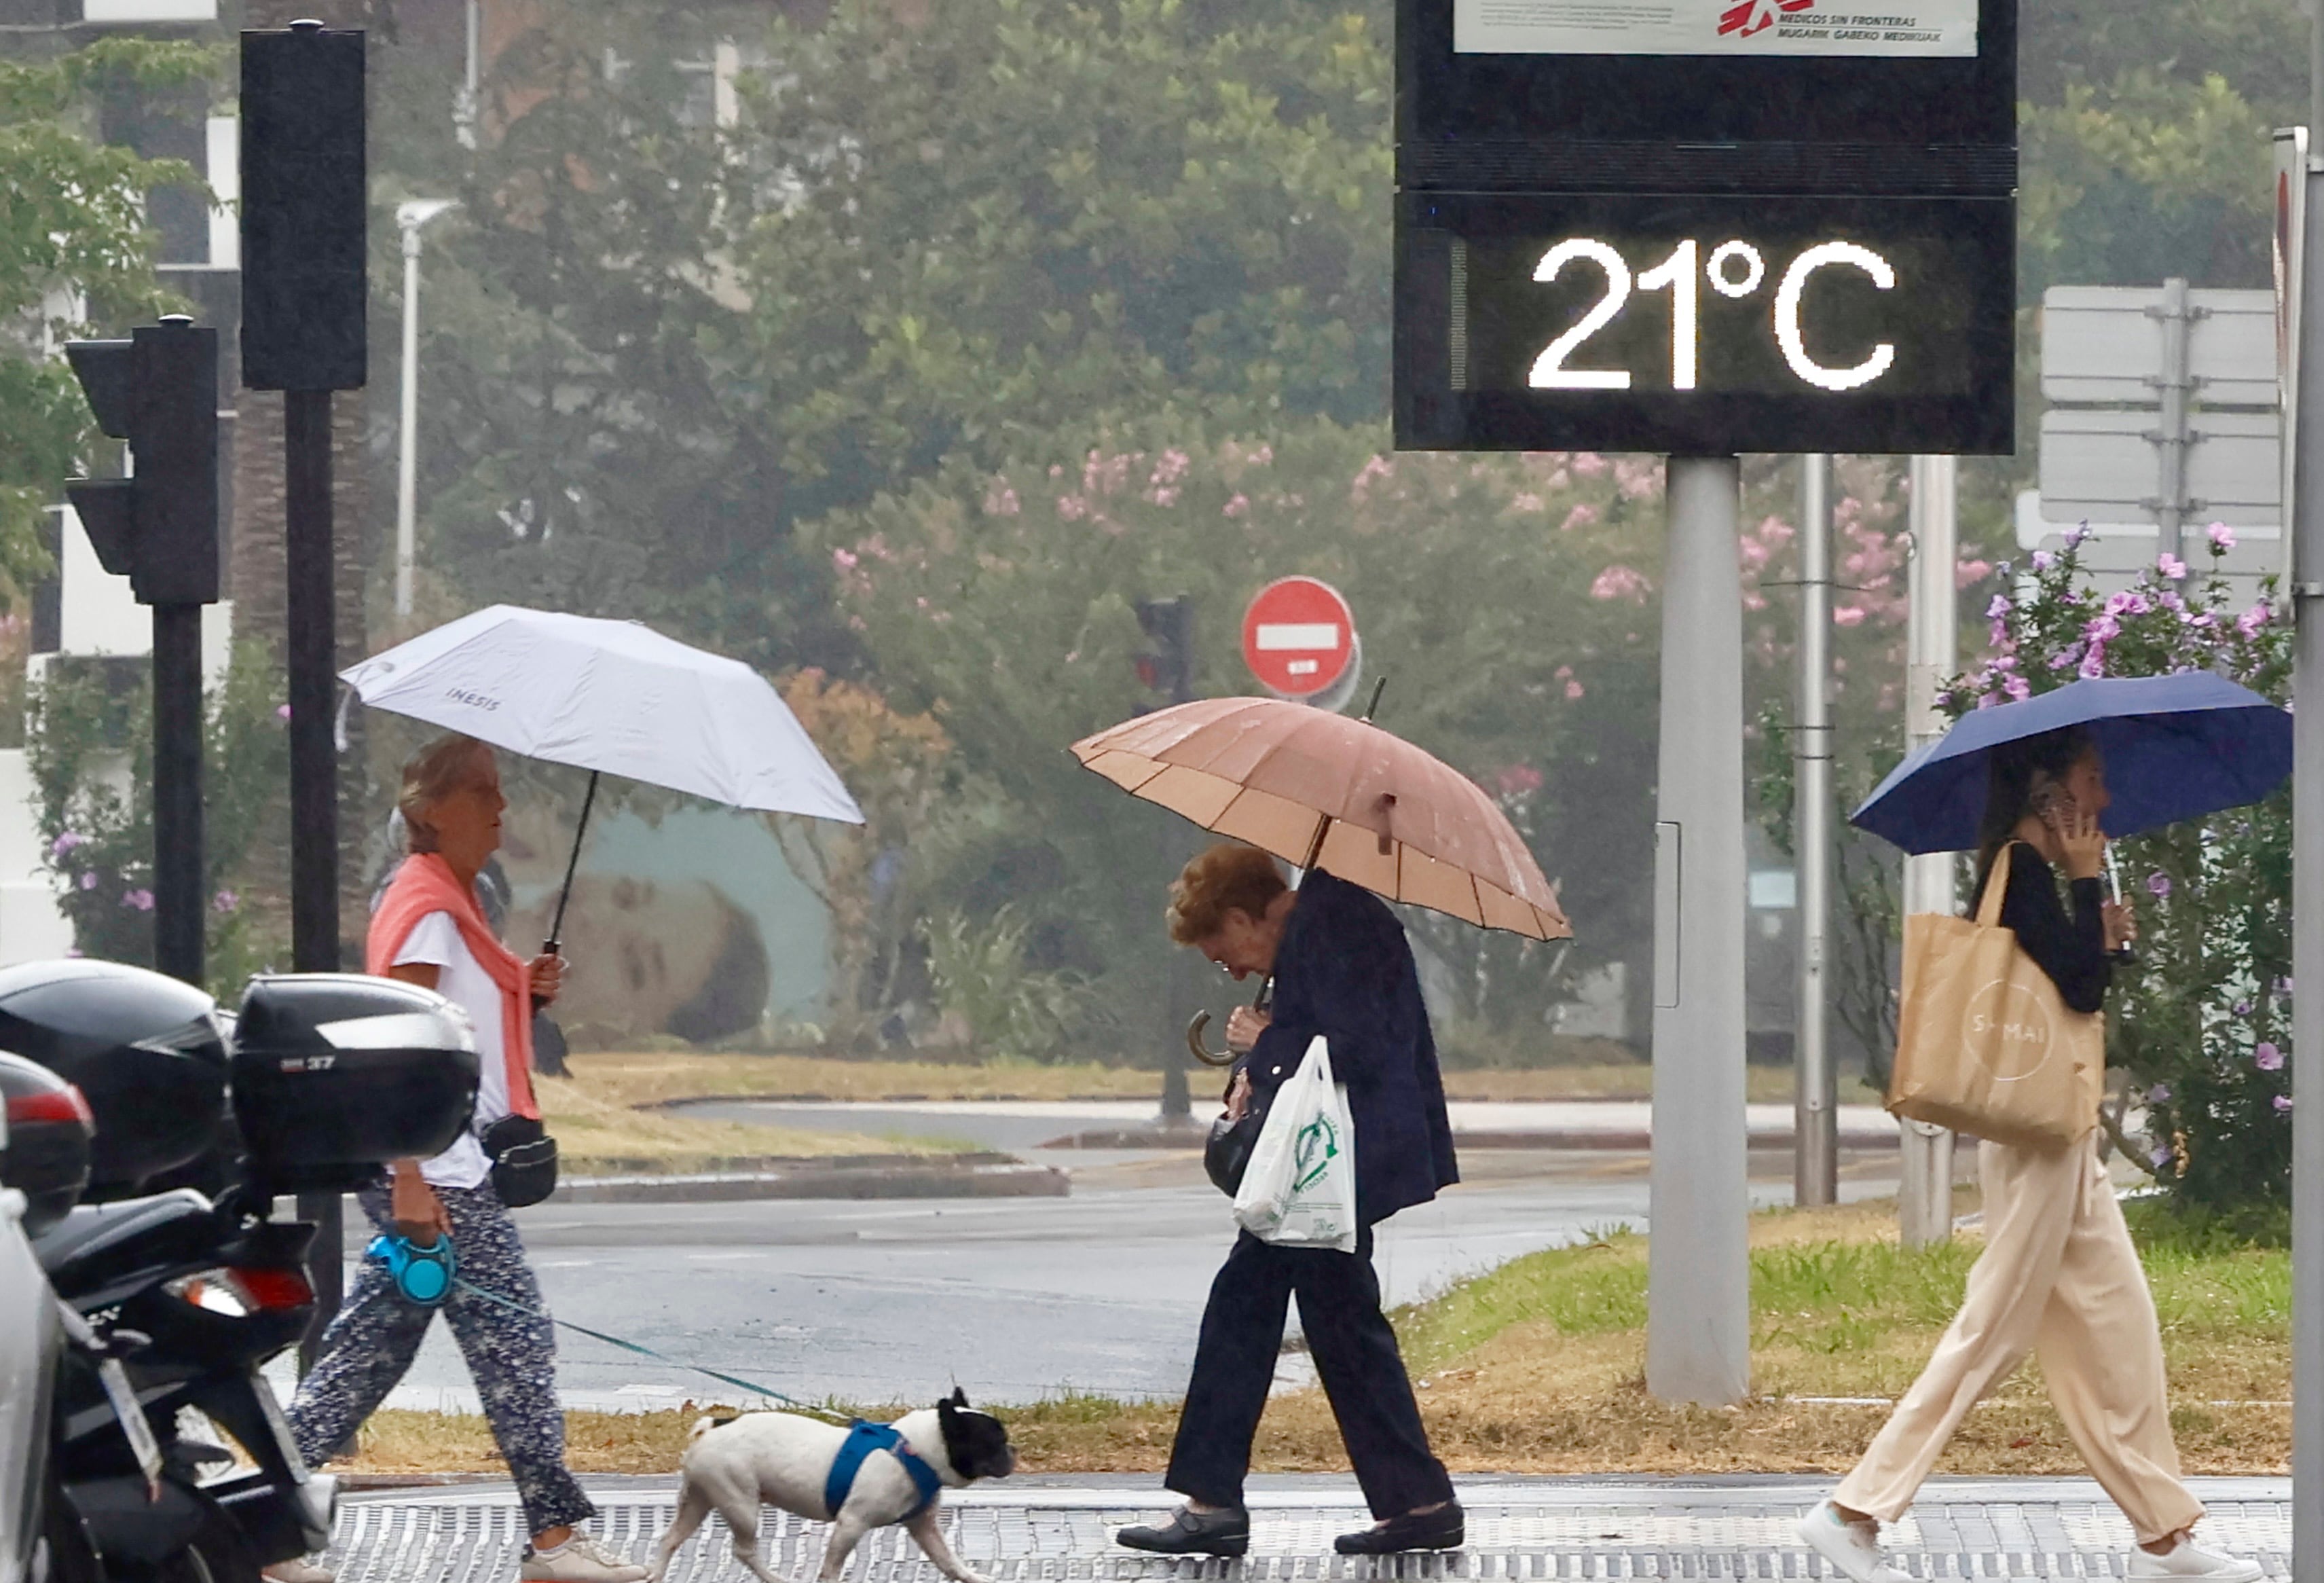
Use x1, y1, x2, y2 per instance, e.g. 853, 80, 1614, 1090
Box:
1242, 577, 1357, 699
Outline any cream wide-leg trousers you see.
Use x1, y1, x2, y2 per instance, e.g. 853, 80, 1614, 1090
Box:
1832, 1134, 2203, 1544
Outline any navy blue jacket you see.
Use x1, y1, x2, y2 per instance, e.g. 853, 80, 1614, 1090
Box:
1235, 869, 1458, 1226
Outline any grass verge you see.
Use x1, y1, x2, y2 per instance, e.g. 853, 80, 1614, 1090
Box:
327, 1192, 2286, 1478
565, 1051, 1878, 1108
534, 1067, 950, 1175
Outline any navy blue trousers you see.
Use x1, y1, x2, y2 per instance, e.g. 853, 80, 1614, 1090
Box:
1166, 1227, 1453, 1518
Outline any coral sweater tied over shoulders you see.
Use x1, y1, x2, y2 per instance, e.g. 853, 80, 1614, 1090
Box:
367, 852, 539, 1121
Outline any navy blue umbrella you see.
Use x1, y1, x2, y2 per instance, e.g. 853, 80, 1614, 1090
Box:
1850, 672, 2291, 855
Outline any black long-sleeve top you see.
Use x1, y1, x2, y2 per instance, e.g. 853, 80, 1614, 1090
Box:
1971, 841, 2112, 1014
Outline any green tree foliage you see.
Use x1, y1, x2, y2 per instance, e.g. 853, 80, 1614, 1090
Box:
2016, 0, 2304, 300
726, 0, 1391, 503
0, 40, 206, 593
817, 420, 1671, 1044
28, 642, 293, 999
1944, 528, 2291, 1226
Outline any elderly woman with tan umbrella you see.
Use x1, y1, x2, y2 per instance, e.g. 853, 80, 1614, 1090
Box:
1071, 695, 1569, 1559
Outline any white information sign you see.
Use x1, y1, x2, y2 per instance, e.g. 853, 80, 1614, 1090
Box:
1454, 0, 1977, 57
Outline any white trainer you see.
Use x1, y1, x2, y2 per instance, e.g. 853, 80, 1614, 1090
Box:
517, 1534, 648, 1583
260, 1561, 336, 1583
2124, 1537, 2264, 1582
1796, 1499, 1911, 1583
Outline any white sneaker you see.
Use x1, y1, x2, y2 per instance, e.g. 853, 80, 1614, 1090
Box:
518, 1534, 648, 1583
1797, 1499, 1911, 1583
261, 1561, 335, 1583
2125, 1537, 2264, 1582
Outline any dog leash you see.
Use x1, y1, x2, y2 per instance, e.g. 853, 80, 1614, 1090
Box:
449, 1274, 856, 1425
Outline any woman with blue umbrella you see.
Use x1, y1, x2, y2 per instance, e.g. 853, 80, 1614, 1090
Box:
1799, 674, 2286, 1583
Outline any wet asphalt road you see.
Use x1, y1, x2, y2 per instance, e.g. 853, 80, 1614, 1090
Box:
276, 1121, 1911, 1411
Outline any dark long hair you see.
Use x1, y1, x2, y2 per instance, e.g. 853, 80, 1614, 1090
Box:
1972, 725, 2097, 900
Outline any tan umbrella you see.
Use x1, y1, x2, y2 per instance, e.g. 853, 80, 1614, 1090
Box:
1071, 696, 1570, 941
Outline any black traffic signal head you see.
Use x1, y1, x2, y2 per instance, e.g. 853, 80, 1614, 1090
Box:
1134, 596, 1195, 709
63, 318, 219, 607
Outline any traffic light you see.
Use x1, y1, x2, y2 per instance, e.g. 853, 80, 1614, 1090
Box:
240, 21, 367, 393
63, 317, 219, 607
1134, 596, 1195, 709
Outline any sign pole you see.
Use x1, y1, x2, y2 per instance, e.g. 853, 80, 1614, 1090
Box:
2287, 121, 2324, 1582
1899, 454, 1959, 1247
1646, 454, 1750, 1406
1794, 454, 1837, 1206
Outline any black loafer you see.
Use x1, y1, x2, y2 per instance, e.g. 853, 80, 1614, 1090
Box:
1117, 1506, 1251, 1557
1335, 1503, 1465, 1554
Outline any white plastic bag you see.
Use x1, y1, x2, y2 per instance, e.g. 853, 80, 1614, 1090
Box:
1232, 1035, 1359, 1253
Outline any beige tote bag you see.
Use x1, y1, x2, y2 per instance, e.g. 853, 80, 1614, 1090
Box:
1888, 843, 2103, 1150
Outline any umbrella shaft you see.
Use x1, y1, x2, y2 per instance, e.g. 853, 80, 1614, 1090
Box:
546, 769, 600, 951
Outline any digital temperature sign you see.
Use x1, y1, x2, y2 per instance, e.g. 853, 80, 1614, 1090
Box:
1395, 192, 2014, 454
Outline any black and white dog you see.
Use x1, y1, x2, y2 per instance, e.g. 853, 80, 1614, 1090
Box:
646, 1389, 1017, 1583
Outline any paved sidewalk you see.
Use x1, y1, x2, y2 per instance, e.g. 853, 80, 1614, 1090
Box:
325, 1474, 2292, 1581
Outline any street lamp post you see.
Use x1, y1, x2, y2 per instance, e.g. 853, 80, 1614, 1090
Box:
394, 198, 458, 620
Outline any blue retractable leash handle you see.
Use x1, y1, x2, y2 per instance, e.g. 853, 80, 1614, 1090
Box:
365, 1234, 846, 1421
367, 1231, 458, 1307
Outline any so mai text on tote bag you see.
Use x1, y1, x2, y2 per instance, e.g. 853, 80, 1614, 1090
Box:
1889, 843, 2103, 1150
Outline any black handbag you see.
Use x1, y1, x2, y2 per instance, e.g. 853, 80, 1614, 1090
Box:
481, 1114, 560, 1208
1203, 1085, 1272, 1197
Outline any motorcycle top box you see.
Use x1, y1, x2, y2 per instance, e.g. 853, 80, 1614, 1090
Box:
0, 960, 227, 1197
232, 975, 479, 1193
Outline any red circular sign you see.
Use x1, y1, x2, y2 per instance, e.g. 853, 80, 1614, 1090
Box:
1241, 577, 1356, 698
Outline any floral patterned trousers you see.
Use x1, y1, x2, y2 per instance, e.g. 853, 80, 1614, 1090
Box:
286, 1177, 595, 1536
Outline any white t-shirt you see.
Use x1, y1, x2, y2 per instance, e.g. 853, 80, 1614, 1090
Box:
394, 911, 513, 1190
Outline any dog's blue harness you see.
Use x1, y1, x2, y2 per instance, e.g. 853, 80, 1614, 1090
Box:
824, 1420, 943, 1520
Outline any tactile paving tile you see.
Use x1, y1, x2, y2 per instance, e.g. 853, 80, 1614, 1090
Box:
322, 1496, 2295, 1583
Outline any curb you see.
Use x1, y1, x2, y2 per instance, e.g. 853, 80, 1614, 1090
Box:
1046, 1127, 1902, 1152
549, 1157, 1070, 1204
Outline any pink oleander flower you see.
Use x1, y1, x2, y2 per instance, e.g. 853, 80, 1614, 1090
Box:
2208, 522, 2236, 552
2004, 674, 2030, 700
1589, 564, 1650, 602
1560, 503, 1600, 532
832, 547, 860, 570
2275, 1095, 2295, 1112
213, 890, 238, 913
2104, 590, 2148, 618
1564, 679, 1585, 699
2031, 549, 2056, 572
1986, 594, 2012, 620
2079, 644, 2107, 678
1222, 494, 1250, 519
2158, 551, 2188, 580
2255, 1042, 2285, 1071
50, 832, 85, 858
2238, 602, 2272, 637
2146, 871, 2171, 898
122, 888, 153, 911
78, 873, 96, 890
2065, 522, 2092, 547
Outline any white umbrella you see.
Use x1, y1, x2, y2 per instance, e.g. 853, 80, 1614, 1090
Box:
342, 604, 864, 945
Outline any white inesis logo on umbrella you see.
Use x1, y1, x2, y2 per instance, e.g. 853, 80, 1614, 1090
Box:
445, 688, 501, 712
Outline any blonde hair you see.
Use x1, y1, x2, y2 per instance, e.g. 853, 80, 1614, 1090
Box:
1166, 843, 1287, 945
399, 735, 496, 855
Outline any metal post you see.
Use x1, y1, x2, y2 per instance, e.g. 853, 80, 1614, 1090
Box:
457, 0, 481, 147
2153, 277, 2195, 574
395, 232, 420, 619
1646, 455, 1750, 1406
393, 202, 455, 621
287, 386, 344, 1370
2287, 134, 2324, 1583
1900, 454, 1959, 1247
1794, 455, 1837, 1206
151, 604, 204, 989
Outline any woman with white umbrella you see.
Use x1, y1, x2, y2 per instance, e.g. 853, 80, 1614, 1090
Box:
272, 735, 646, 1583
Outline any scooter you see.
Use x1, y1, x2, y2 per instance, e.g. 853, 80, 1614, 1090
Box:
0, 961, 480, 1583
